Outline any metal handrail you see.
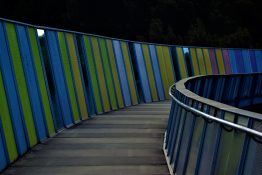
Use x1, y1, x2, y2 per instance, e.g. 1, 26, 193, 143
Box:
173, 74, 262, 121
169, 85, 262, 138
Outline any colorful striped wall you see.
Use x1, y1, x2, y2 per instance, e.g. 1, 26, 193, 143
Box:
0, 18, 262, 171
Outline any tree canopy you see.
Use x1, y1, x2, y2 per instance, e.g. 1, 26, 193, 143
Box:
1, 0, 261, 48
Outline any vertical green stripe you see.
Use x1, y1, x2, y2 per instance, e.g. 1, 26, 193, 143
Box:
215, 49, 226, 74
90, 37, 110, 112
203, 49, 213, 74
142, 44, 158, 101
28, 28, 55, 135
5, 23, 37, 146
83, 36, 103, 113
99, 39, 118, 110
185, 117, 205, 175
106, 39, 124, 108
176, 47, 188, 79
0, 71, 18, 161
189, 48, 200, 75
162, 46, 176, 86
121, 42, 138, 105
215, 112, 234, 175
226, 116, 247, 175
215, 112, 244, 175
156, 46, 169, 99
57, 32, 80, 122
196, 48, 207, 75
65, 33, 89, 120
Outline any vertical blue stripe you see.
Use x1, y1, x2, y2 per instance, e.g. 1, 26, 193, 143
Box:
112, 40, 132, 106
73, 35, 93, 117
133, 43, 152, 103
34, 30, 58, 131
235, 49, 245, 73
79, 36, 97, 116
249, 50, 258, 72
228, 50, 238, 73
42, 32, 64, 129
0, 117, 8, 171
16, 25, 48, 141
242, 49, 252, 73
255, 50, 262, 72
45, 31, 73, 126
0, 22, 28, 155
149, 45, 165, 101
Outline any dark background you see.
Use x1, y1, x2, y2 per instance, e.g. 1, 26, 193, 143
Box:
0, 0, 262, 48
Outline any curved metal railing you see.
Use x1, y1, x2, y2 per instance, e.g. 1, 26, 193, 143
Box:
164, 73, 262, 175
170, 93, 262, 138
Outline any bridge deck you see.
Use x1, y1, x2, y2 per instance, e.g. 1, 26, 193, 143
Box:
3, 101, 171, 175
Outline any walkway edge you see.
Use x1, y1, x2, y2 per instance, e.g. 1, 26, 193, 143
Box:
163, 132, 173, 175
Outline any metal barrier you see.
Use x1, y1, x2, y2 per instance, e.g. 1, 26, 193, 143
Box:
1, 17, 262, 172
164, 73, 262, 175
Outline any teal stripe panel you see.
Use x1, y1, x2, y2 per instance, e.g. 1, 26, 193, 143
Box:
16, 25, 48, 141
45, 30, 73, 126
149, 45, 165, 100
133, 43, 152, 103
0, 21, 28, 155
113, 40, 132, 106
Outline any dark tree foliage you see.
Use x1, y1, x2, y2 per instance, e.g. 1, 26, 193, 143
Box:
0, 0, 261, 48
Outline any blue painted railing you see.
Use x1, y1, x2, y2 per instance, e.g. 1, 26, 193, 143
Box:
165, 73, 262, 175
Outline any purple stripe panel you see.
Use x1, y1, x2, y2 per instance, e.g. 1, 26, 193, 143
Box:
222, 49, 232, 74
209, 49, 219, 74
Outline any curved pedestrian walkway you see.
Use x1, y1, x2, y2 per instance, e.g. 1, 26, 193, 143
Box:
3, 101, 171, 175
